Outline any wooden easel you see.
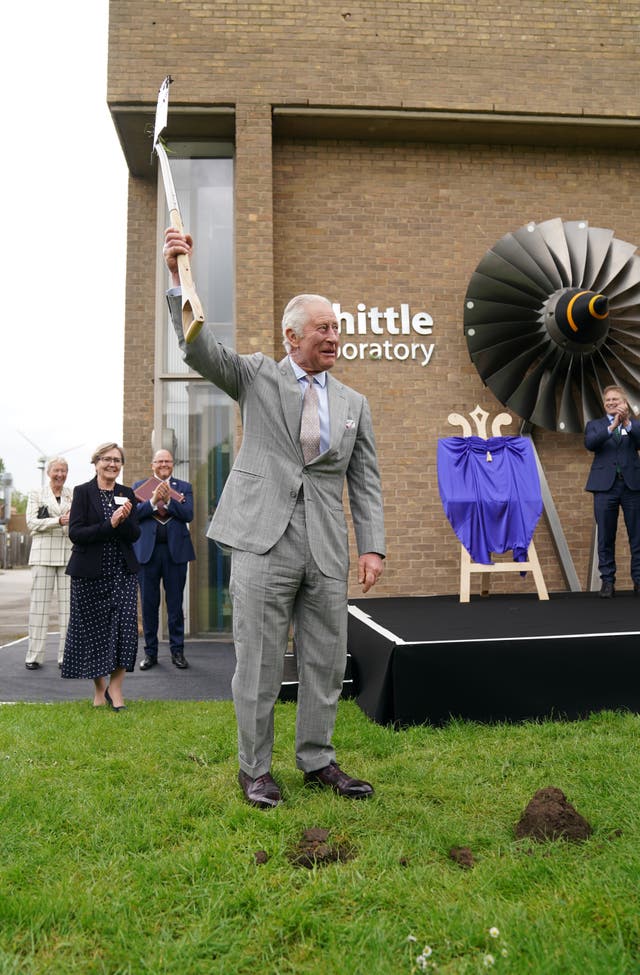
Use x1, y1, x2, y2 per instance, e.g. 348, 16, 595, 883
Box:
447, 406, 549, 603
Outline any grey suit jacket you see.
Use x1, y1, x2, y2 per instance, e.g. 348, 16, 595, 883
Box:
169, 295, 385, 580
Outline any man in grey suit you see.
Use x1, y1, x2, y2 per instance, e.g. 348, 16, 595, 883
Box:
164, 228, 386, 808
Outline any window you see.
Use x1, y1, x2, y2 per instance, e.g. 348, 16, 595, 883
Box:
159, 149, 234, 632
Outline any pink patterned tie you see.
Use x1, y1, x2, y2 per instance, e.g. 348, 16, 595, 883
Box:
300, 377, 321, 463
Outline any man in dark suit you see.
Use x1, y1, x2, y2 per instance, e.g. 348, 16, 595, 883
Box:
133, 450, 196, 668
164, 228, 386, 809
585, 385, 640, 598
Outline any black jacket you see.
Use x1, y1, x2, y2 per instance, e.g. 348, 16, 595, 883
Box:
66, 477, 140, 579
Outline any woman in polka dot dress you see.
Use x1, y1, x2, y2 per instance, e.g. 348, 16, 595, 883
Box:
61, 442, 140, 709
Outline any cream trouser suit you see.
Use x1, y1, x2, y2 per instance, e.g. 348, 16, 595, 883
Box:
26, 485, 73, 665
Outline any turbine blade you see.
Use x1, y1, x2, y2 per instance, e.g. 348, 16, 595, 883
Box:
582, 227, 615, 288
511, 224, 564, 288
466, 270, 544, 307
563, 220, 589, 286
466, 320, 543, 355
492, 234, 558, 292
590, 237, 637, 293
537, 217, 573, 286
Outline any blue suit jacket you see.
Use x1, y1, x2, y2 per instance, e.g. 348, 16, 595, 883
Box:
584, 416, 640, 492
132, 476, 196, 565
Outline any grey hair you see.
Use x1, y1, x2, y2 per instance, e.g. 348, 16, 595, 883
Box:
46, 457, 68, 475
281, 294, 333, 353
91, 442, 125, 466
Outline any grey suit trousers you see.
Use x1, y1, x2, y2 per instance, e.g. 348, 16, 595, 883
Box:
230, 495, 348, 777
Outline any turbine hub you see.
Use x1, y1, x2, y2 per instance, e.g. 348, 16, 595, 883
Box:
463, 218, 640, 432
544, 288, 610, 354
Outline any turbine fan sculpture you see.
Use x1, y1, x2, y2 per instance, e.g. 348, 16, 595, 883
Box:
464, 218, 640, 433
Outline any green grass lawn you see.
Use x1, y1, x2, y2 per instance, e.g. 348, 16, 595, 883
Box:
1, 700, 639, 974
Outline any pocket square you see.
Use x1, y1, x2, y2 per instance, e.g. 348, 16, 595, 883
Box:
345, 420, 356, 430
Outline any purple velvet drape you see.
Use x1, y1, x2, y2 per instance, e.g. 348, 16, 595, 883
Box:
437, 436, 543, 564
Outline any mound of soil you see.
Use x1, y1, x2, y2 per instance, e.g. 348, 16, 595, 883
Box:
515, 786, 592, 842
287, 827, 355, 868
449, 846, 475, 869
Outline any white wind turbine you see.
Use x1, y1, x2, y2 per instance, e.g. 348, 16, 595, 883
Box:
18, 432, 84, 488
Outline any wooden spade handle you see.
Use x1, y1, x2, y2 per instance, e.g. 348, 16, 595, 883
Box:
169, 208, 205, 343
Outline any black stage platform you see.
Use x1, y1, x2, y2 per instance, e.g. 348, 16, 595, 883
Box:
347, 591, 640, 726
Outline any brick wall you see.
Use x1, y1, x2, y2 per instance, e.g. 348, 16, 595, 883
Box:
235, 101, 275, 351
270, 138, 640, 595
108, 1, 639, 117
122, 175, 157, 482
110, 0, 640, 601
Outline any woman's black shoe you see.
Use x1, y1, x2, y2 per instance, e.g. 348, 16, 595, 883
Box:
105, 688, 127, 711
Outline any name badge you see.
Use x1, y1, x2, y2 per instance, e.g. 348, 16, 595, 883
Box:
114, 496, 128, 506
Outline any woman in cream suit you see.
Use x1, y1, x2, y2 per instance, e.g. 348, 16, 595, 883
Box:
25, 457, 73, 669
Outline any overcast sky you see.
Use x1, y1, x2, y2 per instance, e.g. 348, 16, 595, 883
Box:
3, 0, 129, 495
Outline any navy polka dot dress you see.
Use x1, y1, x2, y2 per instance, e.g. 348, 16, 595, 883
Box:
61, 489, 139, 679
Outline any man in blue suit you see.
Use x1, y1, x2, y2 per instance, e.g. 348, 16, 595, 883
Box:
133, 450, 196, 668
585, 385, 640, 598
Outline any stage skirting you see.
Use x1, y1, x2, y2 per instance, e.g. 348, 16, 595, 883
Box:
347, 593, 640, 726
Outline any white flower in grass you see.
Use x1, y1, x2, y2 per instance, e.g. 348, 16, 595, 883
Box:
407, 935, 418, 943
488, 927, 500, 938
416, 955, 429, 971
422, 946, 433, 958
501, 948, 508, 957
483, 954, 495, 967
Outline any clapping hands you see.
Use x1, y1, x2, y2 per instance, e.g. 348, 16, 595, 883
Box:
111, 499, 133, 527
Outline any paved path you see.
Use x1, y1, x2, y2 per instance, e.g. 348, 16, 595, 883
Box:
0, 568, 235, 704
0, 568, 33, 644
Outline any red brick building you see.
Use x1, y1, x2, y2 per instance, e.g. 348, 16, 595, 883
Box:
108, 0, 640, 632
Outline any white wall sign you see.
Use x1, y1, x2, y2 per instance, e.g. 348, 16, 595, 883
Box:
332, 302, 435, 366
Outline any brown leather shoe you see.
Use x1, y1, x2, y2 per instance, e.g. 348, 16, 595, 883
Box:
238, 769, 282, 809
303, 761, 374, 799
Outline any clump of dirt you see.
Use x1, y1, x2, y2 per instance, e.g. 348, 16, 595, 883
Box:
449, 846, 475, 869
287, 827, 355, 868
254, 850, 269, 865
515, 786, 592, 842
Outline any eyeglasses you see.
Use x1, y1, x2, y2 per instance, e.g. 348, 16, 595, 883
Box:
100, 456, 123, 465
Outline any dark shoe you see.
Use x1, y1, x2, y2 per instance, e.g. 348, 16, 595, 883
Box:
25, 661, 40, 670
104, 688, 127, 712
238, 769, 282, 809
139, 655, 157, 671
303, 761, 374, 799
599, 581, 615, 599
171, 653, 189, 669
634, 582, 640, 596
